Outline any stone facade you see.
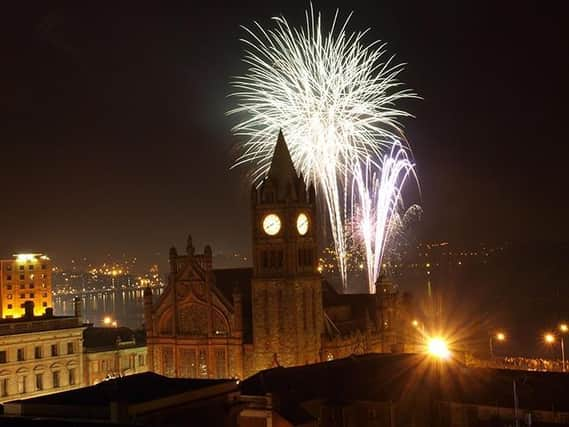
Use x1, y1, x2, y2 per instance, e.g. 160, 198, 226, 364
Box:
144, 132, 410, 380
250, 131, 323, 371
0, 309, 84, 403
145, 240, 245, 379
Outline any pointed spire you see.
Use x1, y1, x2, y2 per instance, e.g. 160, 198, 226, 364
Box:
268, 129, 298, 181
267, 130, 299, 201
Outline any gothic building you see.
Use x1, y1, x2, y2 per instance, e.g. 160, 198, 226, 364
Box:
144, 131, 413, 379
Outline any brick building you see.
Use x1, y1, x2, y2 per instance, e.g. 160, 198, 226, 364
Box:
144, 132, 411, 379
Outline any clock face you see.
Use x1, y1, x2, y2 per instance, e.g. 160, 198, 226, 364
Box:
296, 213, 309, 235
262, 213, 281, 236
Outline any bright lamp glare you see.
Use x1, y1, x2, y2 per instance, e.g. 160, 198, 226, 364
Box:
427, 337, 450, 359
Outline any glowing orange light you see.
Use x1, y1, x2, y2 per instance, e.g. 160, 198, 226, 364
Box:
560, 324, 568, 333
496, 332, 506, 341
544, 333, 555, 344
427, 337, 450, 359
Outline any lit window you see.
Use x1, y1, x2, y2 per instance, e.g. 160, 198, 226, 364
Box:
6, 285, 12, 290
7, 304, 12, 309
28, 265, 33, 270
7, 294, 12, 300
17, 375, 26, 394
52, 371, 60, 388
35, 373, 43, 390
19, 265, 24, 271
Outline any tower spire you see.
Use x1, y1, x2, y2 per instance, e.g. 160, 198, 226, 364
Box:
267, 130, 299, 201
268, 130, 297, 181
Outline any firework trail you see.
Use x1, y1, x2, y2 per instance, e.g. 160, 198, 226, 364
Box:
229, 6, 417, 288
352, 143, 418, 292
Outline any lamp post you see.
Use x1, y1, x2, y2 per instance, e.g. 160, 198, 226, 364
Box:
489, 332, 506, 358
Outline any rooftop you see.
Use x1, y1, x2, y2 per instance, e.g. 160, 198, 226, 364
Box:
83, 326, 146, 352
8, 372, 233, 407
0, 315, 82, 336
242, 353, 569, 412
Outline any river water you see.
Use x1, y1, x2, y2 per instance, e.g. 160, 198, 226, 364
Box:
53, 288, 163, 329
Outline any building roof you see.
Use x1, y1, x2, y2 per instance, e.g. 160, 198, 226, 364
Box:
213, 268, 253, 343
241, 353, 569, 412
0, 315, 82, 336
9, 372, 232, 407
83, 326, 145, 352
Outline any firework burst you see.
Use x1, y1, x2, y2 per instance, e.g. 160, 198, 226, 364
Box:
229, 6, 418, 289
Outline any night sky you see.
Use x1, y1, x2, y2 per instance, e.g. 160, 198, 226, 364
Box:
1, 1, 567, 270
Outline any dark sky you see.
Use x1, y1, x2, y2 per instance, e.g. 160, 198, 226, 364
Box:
1, 1, 567, 270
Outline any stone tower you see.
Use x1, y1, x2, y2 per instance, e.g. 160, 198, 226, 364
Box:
251, 130, 323, 370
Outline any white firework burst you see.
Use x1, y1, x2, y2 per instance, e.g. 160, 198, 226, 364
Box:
229, 5, 418, 288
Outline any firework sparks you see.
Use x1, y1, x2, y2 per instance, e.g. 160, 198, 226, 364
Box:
229, 6, 418, 289
352, 143, 418, 292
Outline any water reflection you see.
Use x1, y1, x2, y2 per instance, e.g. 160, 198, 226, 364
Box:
54, 288, 163, 329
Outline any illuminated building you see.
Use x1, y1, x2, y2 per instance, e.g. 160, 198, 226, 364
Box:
144, 133, 411, 379
0, 253, 53, 318
83, 326, 147, 385
0, 302, 84, 402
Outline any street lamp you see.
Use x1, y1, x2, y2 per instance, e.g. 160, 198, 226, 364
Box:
544, 333, 555, 344
489, 332, 506, 358
427, 337, 450, 360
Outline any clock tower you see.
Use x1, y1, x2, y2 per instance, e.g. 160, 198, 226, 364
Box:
251, 131, 323, 370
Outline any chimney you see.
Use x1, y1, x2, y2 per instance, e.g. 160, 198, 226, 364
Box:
73, 297, 83, 321
23, 301, 34, 319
